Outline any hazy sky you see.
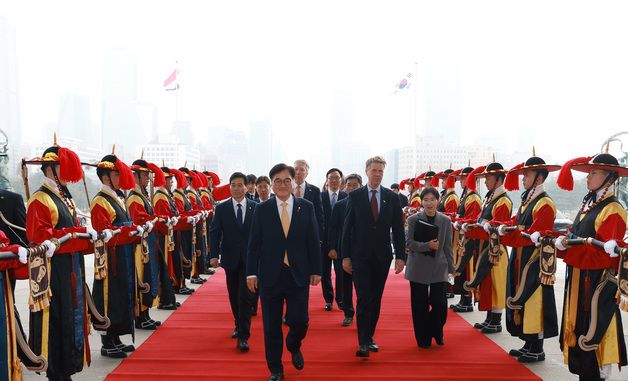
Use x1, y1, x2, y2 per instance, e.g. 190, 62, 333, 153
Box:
4, 0, 628, 163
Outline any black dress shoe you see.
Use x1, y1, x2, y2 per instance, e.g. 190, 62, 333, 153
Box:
434, 337, 444, 346
268, 372, 283, 381
518, 351, 545, 363
324, 303, 332, 311
337, 301, 344, 309
190, 277, 204, 285
291, 350, 304, 370
135, 319, 158, 330
231, 329, 239, 339
158, 303, 177, 310
508, 347, 529, 357
418, 343, 431, 349
446, 292, 455, 298
341, 317, 353, 327
101, 346, 127, 358
237, 339, 250, 352
175, 301, 181, 307
115, 343, 136, 353
368, 339, 379, 352
355, 345, 369, 357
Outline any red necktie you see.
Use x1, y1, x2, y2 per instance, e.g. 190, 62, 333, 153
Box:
370, 190, 378, 221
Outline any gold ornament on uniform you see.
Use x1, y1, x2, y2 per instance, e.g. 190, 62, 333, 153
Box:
93, 238, 108, 280
28, 240, 57, 312
488, 228, 502, 265
539, 237, 557, 285
617, 246, 628, 312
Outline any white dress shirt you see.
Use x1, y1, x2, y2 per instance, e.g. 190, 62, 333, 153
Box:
232, 196, 247, 221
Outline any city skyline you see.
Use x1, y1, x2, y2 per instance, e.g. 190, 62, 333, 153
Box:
2, 2, 628, 183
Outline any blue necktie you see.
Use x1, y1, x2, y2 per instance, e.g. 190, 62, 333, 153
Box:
331, 192, 337, 209
236, 203, 243, 227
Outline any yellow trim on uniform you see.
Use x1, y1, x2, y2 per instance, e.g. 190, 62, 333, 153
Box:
445, 193, 460, 209
594, 201, 627, 232
90, 196, 116, 224
490, 245, 508, 309
563, 268, 580, 363
531, 196, 557, 218
27, 190, 59, 227
125, 194, 145, 209
466, 193, 482, 208
522, 250, 543, 334
597, 313, 620, 366
152, 192, 170, 207
41, 307, 49, 360
173, 190, 186, 203
492, 196, 513, 217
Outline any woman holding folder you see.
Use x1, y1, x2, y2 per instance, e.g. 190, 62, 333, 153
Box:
405, 187, 455, 348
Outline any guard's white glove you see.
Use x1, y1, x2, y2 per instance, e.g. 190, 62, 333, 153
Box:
17, 246, 28, 264
42, 239, 56, 258
194, 215, 201, 224
555, 236, 567, 251
453, 221, 461, 231
86, 226, 98, 242
482, 222, 491, 234
101, 229, 114, 243
186, 216, 195, 224
146, 221, 154, 233
171, 216, 179, 226
530, 231, 541, 247
604, 240, 619, 258
461, 223, 469, 234
135, 225, 145, 236
497, 225, 508, 237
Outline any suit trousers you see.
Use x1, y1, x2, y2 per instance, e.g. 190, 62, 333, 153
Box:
410, 281, 447, 346
321, 251, 343, 305
341, 269, 355, 318
225, 264, 254, 340
260, 266, 309, 374
352, 257, 391, 345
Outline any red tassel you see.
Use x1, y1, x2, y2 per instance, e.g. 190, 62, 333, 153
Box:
431, 173, 441, 187
557, 156, 592, 191
399, 179, 408, 190
504, 162, 525, 191
171, 169, 188, 190
191, 171, 204, 189
58, 147, 83, 183
209, 172, 221, 186
147, 163, 166, 187
446, 169, 461, 189
465, 166, 486, 192
211, 183, 231, 201
114, 159, 136, 190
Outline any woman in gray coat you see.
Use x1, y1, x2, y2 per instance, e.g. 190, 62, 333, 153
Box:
405, 187, 455, 348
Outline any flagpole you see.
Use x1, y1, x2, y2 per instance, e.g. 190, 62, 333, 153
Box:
175, 61, 179, 122
413, 61, 418, 176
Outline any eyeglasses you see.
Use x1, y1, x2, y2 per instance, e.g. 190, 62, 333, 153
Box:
327, 175, 341, 180
273, 178, 293, 186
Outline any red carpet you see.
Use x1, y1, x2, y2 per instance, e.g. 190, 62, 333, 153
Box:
106, 270, 540, 380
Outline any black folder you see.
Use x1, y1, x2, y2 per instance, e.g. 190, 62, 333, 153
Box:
414, 219, 439, 257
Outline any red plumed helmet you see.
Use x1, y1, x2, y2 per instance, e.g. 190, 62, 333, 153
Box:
557, 156, 592, 191
147, 163, 166, 188
209, 172, 221, 186
58, 147, 83, 183
431, 174, 440, 187
114, 159, 136, 190
399, 179, 408, 191
504, 163, 525, 191
212, 183, 231, 201
445, 169, 461, 189
170, 169, 188, 190
191, 171, 204, 189
465, 166, 486, 192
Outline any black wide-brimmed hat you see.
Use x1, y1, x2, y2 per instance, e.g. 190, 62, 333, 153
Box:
557, 153, 628, 190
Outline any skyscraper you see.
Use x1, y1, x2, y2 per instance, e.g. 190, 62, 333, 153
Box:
101, 48, 144, 157
247, 119, 273, 176
0, 16, 22, 179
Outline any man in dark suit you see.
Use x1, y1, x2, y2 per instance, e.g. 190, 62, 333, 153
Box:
328, 173, 362, 327
210, 172, 257, 352
245, 174, 259, 201
0, 188, 28, 247
247, 163, 322, 381
320, 168, 347, 311
342, 156, 406, 357
292, 160, 323, 239
391, 183, 409, 208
